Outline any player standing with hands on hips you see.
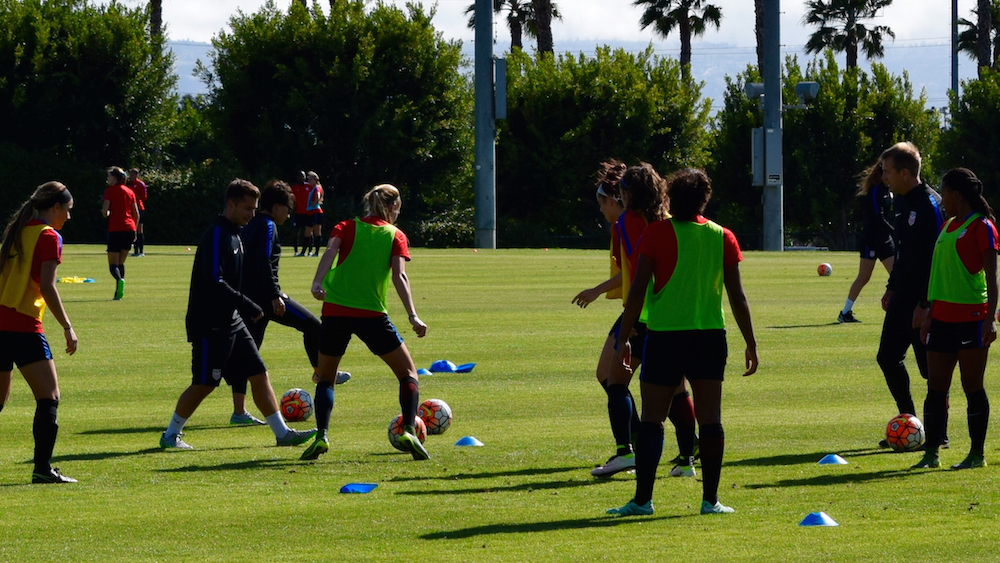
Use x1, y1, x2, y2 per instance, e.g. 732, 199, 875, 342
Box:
607, 168, 757, 516
301, 184, 429, 461
911, 168, 998, 470
0, 181, 78, 483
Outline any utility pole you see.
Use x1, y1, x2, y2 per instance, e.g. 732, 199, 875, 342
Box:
952, 0, 960, 96
473, 0, 497, 248
761, 0, 783, 251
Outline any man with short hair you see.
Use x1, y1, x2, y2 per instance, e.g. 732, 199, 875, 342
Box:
876, 142, 948, 449
159, 179, 316, 450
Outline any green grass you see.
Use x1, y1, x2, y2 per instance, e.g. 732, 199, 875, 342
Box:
2, 246, 999, 561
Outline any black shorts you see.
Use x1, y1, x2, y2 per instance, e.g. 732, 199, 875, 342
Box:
926, 318, 988, 353
640, 329, 728, 387
190, 327, 267, 387
294, 213, 311, 229
107, 230, 136, 253
320, 315, 403, 357
609, 314, 647, 363
0, 331, 53, 372
859, 237, 894, 261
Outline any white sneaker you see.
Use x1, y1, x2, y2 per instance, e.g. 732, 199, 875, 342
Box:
159, 432, 193, 450
669, 464, 696, 477
700, 500, 735, 514
591, 453, 635, 477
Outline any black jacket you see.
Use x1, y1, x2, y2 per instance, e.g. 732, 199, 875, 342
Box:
885, 182, 944, 302
185, 215, 263, 341
240, 213, 282, 308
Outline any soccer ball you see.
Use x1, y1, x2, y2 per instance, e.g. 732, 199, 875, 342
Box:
387, 415, 427, 451
885, 413, 925, 452
817, 263, 833, 276
280, 388, 314, 422
417, 398, 453, 435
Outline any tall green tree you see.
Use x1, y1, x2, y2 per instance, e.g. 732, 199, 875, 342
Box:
150, 0, 161, 36
940, 68, 1000, 206
198, 0, 473, 226
464, 0, 561, 51
0, 0, 177, 241
498, 46, 711, 246
979, 0, 994, 74
802, 0, 895, 69
633, 0, 723, 78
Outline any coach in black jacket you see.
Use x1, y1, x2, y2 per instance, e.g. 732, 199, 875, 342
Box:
876, 142, 948, 448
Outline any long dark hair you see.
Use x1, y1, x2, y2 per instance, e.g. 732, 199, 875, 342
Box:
0, 181, 71, 271
594, 159, 626, 202
856, 162, 883, 197
942, 168, 996, 223
619, 162, 668, 223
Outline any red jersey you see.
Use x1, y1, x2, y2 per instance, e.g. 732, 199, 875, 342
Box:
127, 179, 148, 211
0, 219, 62, 333
291, 183, 310, 215
637, 216, 743, 293
103, 183, 137, 232
322, 217, 410, 318
931, 214, 999, 322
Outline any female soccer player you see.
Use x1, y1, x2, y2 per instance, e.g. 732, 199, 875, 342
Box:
573, 162, 699, 478
912, 168, 998, 470
305, 171, 324, 257
0, 181, 78, 484
607, 168, 757, 516
301, 183, 429, 461
101, 166, 138, 300
839, 162, 895, 323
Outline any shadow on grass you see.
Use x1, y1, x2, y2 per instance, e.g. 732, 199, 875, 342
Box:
154, 457, 297, 473
421, 513, 688, 540
51, 447, 164, 462
397, 476, 617, 496
745, 467, 926, 489
390, 465, 582, 482
767, 322, 842, 329
77, 424, 243, 435
727, 448, 876, 467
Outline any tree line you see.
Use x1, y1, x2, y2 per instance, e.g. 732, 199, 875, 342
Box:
1, 0, 998, 250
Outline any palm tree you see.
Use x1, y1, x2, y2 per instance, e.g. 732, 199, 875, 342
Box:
634, 0, 723, 78
464, 0, 562, 51
802, 0, 895, 70
978, 0, 995, 73
531, 0, 554, 53
150, 0, 162, 38
957, 0, 1000, 73
755, 0, 764, 71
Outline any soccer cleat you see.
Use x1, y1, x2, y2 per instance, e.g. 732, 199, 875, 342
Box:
878, 438, 891, 449
910, 453, 941, 469
398, 430, 430, 460
336, 371, 351, 384
607, 499, 654, 516
230, 412, 266, 425
300, 436, 329, 460
591, 453, 636, 477
701, 500, 735, 514
669, 464, 696, 477
838, 310, 861, 323
951, 454, 987, 470
31, 467, 77, 484
113, 278, 125, 300
277, 428, 317, 447
159, 432, 193, 450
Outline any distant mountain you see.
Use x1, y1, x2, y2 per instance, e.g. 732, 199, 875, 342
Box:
168, 38, 976, 111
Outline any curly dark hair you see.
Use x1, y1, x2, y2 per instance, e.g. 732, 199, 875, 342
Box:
665, 168, 712, 221
619, 162, 668, 222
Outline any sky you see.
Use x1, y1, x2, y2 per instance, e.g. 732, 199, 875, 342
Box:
148, 0, 981, 107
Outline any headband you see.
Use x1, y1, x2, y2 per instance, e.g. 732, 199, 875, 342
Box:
36, 188, 73, 210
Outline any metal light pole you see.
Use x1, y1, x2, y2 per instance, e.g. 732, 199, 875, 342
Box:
761, 0, 783, 251
952, 0, 959, 96
473, 0, 497, 248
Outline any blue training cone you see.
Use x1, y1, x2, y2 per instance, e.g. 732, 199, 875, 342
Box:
799, 512, 839, 527
455, 436, 484, 446
454, 363, 476, 373
430, 360, 457, 373
340, 483, 378, 494
818, 454, 848, 465
416, 368, 432, 376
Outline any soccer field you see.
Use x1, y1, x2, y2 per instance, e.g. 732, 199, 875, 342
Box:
1, 246, 998, 562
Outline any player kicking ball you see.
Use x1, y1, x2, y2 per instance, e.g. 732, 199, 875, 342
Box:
159, 180, 315, 450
